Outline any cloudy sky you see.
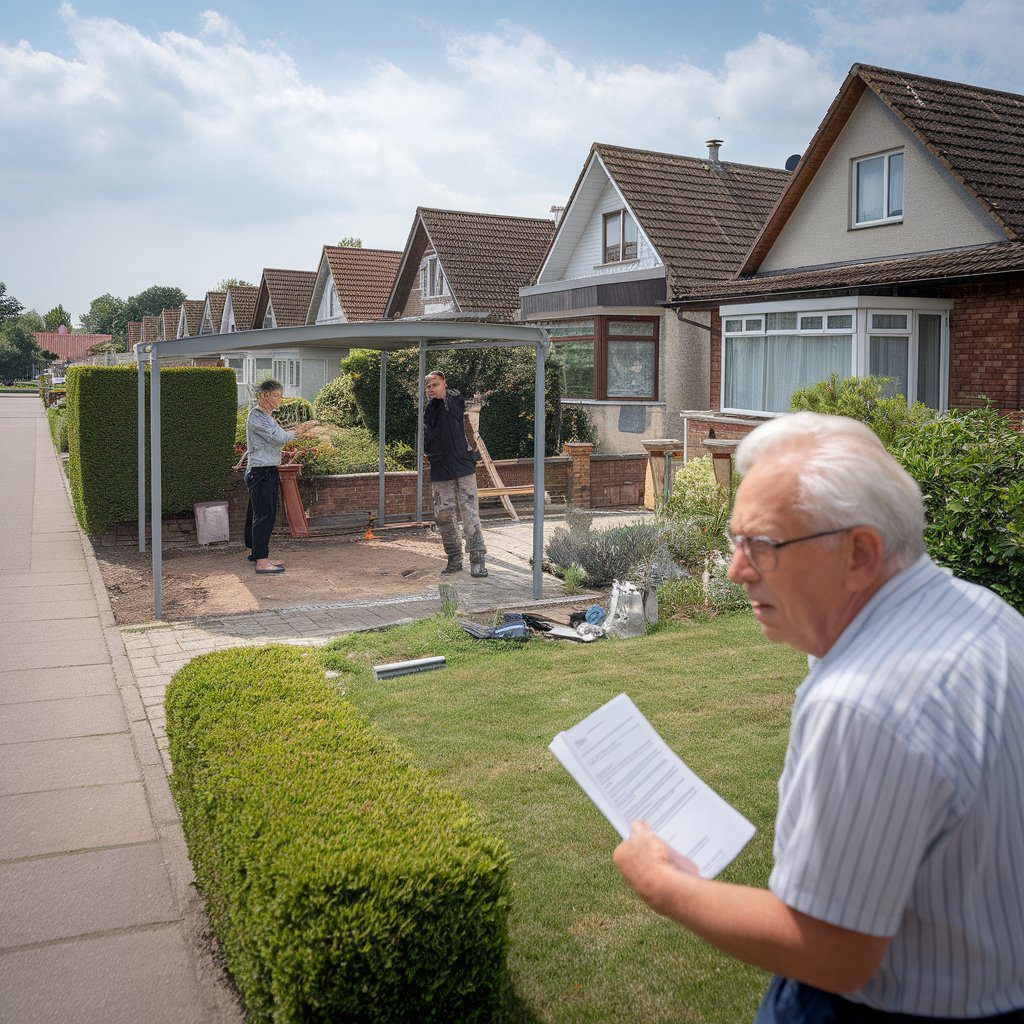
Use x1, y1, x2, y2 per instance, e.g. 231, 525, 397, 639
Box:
2, 0, 1023, 322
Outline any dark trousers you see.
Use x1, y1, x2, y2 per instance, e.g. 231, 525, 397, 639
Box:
755, 977, 1024, 1024
244, 466, 279, 561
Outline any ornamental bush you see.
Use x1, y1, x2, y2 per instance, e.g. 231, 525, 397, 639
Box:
65, 365, 236, 535
889, 406, 1024, 610
46, 404, 68, 453
790, 373, 934, 447
312, 373, 363, 429
166, 645, 511, 1024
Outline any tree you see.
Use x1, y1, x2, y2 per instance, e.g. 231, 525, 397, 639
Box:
14, 310, 44, 333
126, 285, 186, 320
0, 282, 24, 324
0, 320, 43, 379
81, 293, 127, 335
337, 237, 362, 248
43, 305, 73, 331
215, 278, 255, 291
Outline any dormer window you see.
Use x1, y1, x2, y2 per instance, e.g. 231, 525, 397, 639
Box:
602, 210, 638, 263
420, 255, 444, 298
853, 149, 904, 227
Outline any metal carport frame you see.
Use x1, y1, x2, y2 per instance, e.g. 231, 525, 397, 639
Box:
136, 320, 551, 620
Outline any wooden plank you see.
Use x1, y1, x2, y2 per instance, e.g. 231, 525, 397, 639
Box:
479, 485, 534, 497
465, 403, 518, 520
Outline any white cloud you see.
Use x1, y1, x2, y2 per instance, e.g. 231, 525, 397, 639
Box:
809, 0, 1024, 91
0, 8, 841, 316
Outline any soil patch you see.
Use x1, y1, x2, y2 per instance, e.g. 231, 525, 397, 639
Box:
96, 530, 449, 625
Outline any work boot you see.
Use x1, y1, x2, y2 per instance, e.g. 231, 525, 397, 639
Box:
441, 556, 463, 575
470, 560, 489, 578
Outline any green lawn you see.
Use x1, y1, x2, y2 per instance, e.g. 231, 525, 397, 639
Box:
320, 613, 806, 1024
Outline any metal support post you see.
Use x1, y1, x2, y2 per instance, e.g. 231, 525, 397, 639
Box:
378, 350, 387, 527
149, 350, 162, 620
416, 341, 425, 522
137, 347, 147, 552
532, 342, 546, 599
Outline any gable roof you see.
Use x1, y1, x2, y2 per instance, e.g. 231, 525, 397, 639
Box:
547, 143, 790, 295
317, 247, 402, 322
127, 322, 142, 348
179, 300, 205, 338
389, 208, 556, 321
160, 308, 179, 340
739, 64, 1024, 276
141, 316, 161, 345
223, 285, 258, 332
254, 269, 317, 328
34, 331, 113, 361
203, 291, 227, 333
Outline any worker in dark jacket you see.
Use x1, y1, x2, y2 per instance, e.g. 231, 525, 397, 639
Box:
423, 371, 487, 577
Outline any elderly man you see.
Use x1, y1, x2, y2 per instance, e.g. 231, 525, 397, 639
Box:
615, 412, 1024, 1022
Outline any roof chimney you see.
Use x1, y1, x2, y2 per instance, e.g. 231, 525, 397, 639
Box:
706, 139, 723, 165
58, 324, 69, 335
549, 205, 566, 226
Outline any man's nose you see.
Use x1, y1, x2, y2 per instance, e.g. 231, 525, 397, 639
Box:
727, 545, 758, 584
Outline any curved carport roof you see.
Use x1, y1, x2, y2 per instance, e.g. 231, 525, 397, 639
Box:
136, 319, 551, 619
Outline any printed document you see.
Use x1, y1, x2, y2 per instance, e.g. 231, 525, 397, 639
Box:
549, 693, 755, 878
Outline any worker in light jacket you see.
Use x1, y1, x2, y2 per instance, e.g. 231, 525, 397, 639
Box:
423, 371, 487, 577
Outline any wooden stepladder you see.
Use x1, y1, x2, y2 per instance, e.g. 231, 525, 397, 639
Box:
464, 401, 532, 521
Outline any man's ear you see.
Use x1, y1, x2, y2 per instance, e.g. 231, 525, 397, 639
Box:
846, 526, 886, 592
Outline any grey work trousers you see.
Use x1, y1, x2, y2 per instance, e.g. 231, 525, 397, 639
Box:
432, 474, 486, 564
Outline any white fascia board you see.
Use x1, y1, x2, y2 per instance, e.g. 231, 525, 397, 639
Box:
219, 292, 234, 333
719, 294, 954, 316
306, 253, 332, 325
537, 152, 603, 283
592, 151, 662, 268
176, 308, 187, 339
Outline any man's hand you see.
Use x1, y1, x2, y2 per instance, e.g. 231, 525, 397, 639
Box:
614, 821, 698, 913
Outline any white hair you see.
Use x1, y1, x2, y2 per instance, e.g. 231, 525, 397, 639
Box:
735, 412, 926, 572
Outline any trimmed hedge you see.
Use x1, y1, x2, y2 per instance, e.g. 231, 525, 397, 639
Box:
46, 404, 68, 453
66, 365, 236, 535
167, 646, 511, 1023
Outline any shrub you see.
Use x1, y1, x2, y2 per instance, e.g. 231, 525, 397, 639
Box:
46, 405, 68, 453
562, 563, 586, 595
66, 365, 236, 535
890, 406, 1024, 610
276, 396, 314, 426
166, 645, 511, 1024
790, 373, 934, 447
283, 425, 412, 475
313, 373, 363, 429
545, 514, 676, 587
667, 456, 738, 518
560, 404, 598, 446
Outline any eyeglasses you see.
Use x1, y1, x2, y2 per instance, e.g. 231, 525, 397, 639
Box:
725, 527, 853, 573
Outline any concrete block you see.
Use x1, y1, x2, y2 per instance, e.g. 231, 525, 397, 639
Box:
0, 734, 139, 796
2, 694, 127, 744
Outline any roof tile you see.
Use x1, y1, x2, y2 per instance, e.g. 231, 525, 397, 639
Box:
323, 247, 402, 322
255, 269, 317, 328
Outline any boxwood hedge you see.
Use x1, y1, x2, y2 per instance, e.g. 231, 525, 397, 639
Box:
166, 646, 511, 1024
65, 365, 236, 535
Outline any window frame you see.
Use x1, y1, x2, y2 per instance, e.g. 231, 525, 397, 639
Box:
420, 254, 445, 299
720, 297, 950, 417
601, 209, 639, 265
545, 314, 660, 402
852, 148, 905, 228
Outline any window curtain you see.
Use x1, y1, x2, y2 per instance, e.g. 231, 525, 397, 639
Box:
558, 339, 595, 399
869, 336, 909, 398
607, 340, 655, 397
764, 335, 851, 412
917, 315, 942, 409
857, 157, 884, 222
724, 337, 765, 411
887, 153, 904, 218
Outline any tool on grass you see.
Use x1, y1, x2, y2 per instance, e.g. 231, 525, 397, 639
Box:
372, 656, 445, 681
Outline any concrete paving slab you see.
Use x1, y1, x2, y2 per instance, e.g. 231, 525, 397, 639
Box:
1, 599, 101, 623
0, 782, 155, 860
0, 845, 176, 949
0, 617, 104, 645
0, 638, 110, 671
0, 664, 117, 705
0, 570, 92, 591
0, 734, 139, 796
0, 925, 212, 1023
0, 583, 96, 606
2, 694, 127, 743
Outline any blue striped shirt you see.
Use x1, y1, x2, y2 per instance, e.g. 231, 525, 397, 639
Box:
769, 555, 1024, 1017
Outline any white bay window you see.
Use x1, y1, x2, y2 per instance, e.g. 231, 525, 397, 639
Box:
721, 297, 950, 415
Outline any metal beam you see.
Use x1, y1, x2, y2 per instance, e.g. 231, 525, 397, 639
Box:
378, 351, 387, 527
137, 347, 147, 552
416, 341, 425, 522
533, 344, 546, 599
149, 351, 162, 620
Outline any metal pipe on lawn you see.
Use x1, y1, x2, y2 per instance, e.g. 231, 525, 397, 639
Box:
137, 346, 147, 552
416, 341, 425, 523
532, 340, 546, 600
149, 349, 162, 620
378, 350, 387, 527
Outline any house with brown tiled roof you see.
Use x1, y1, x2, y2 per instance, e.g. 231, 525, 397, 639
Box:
176, 300, 205, 339
219, 285, 259, 334
199, 291, 226, 336
518, 141, 790, 452
127, 322, 142, 350
306, 246, 402, 325
671, 64, 1024, 430
385, 208, 555, 322
34, 326, 113, 363
254, 269, 317, 329
160, 308, 179, 341
141, 316, 161, 346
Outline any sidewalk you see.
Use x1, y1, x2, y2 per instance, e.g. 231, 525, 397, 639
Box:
0, 395, 240, 1024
